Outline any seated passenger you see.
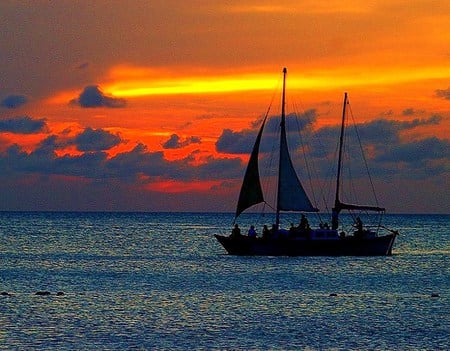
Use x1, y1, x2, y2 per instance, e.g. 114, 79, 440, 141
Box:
289, 223, 297, 236
248, 225, 257, 238
353, 217, 364, 237
354, 217, 363, 231
231, 224, 241, 237
299, 214, 309, 231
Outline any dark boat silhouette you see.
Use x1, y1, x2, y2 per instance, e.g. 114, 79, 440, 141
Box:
215, 68, 397, 256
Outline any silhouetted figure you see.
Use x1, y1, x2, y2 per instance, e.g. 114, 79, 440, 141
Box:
231, 224, 241, 237
289, 223, 297, 237
248, 225, 257, 238
299, 214, 309, 230
354, 217, 363, 237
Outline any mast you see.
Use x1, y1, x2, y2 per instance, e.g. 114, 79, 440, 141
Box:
332, 92, 347, 230
331, 93, 385, 230
275, 67, 287, 227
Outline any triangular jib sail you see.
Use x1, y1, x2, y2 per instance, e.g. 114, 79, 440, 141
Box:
235, 115, 267, 218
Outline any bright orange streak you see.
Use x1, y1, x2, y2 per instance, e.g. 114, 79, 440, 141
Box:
105, 65, 450, 98
45, 63, 450, 107
109, 77, 276, 96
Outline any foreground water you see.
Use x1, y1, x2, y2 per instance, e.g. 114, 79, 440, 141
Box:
0, 212, 448, 350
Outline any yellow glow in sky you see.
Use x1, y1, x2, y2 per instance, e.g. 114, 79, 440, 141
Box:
107, 76, 277, 97
104, 64, 450, 98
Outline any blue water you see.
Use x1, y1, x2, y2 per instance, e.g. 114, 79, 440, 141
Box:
0, 212, 448, 350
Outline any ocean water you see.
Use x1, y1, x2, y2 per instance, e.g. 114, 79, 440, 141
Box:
0, 212, 448, 350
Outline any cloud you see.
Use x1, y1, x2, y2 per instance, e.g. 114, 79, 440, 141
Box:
306, 116, 449, 180
162, 134, 201, 149
70, 85, 126, 108
215, 128, 257, 154
435, 87, 450, 100
74, 127, 123, 152
0, 116, 48, 134
195, 155, 243, 180
215, 113, 448, 182
0, 117, 447, 213
216, 111, 316, 154
0, 136, 245, 185
108, 143, 243, 181
312, 116, 442, 151
375, 137, 450, 163
1, 95, 27, 109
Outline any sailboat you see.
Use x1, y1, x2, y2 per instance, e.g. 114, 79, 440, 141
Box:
215, 68, 398, 256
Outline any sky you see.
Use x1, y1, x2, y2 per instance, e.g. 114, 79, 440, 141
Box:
0, 0, 449, 214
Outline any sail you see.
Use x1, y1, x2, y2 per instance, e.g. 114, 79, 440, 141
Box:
277, 117, 318, 212
235, 116, 267, 218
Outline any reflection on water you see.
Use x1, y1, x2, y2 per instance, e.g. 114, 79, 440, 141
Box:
0, 212, 449, 350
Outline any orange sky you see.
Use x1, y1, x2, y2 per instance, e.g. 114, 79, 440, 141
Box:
0, 1, 449, 213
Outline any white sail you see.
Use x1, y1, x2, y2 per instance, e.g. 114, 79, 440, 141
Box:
278, 122, 318, 212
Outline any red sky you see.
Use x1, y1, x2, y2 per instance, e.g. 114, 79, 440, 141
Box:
0, 1, 449, 213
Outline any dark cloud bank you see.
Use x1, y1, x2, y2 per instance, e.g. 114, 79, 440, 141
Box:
0, 113, 448, 212
0, 116, 48, 134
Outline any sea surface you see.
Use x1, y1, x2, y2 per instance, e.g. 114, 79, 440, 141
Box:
0, 212, 448, 350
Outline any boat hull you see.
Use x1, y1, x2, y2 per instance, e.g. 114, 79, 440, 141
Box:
214, 233, 397, 256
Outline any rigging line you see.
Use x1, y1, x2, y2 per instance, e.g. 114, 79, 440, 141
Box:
259, 75, 286, 219
260, 111, 280, 218
258, 103, 274, 219
254, 76, 283, 219
318, 126, 340, 215
323, 144, 339, 214
260, 73, 283, 125
347, 103, 380, 206
341, 108, 360, 207
269, 124, 281, 211
292, 101, 321, 220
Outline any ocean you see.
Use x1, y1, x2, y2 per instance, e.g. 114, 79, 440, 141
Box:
1, 212, 448, 350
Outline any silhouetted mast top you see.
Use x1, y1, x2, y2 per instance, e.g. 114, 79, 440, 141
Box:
332, 92, 385, 230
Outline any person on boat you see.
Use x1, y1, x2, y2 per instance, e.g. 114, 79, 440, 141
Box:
299, 214, 309, 231
289, 223, 297, 237
262, 225, 270, 239
354, 217, 363, 237
320, 222, 330, 230
231, 224, 241, 237
248, 225, 257, 238
271, 223, 278, 238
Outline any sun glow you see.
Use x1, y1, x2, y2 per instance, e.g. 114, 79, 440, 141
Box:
103, 64, 450, 99
106, 74, 277, 97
